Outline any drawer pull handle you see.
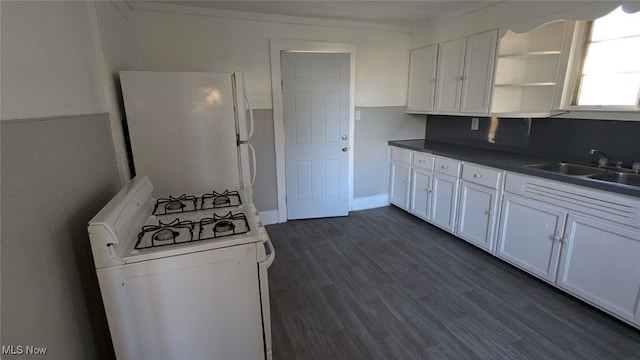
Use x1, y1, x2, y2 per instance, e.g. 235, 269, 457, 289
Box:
441, 165, 448, 169
484, 210, 493, 216
473, 173, 482, 179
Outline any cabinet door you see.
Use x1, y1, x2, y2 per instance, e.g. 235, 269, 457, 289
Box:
497, 194, 567, 282
557, 215, 640, 325
430, 173, 459, 232
407, 44, 438, 113
460, 30, 497, 114
456, 181, 499, 253
435, 38, 465, 113
410, 167, 432, 220
389, 160, 410, 210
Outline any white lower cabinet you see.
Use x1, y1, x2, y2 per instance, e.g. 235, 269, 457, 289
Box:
410, 167, 432, 220
389, 147, 412, 210
389, 160, 410, 210
456, 163, 501, 252
497, 193, 567, 282
388, 147, 640, 329
557, 214, 640, 325
430, 173, 459, 232
456, 181, 500, 253
500, 172, 640, 328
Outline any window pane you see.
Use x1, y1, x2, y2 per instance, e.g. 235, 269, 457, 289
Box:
574, 6, 640, 107
591, 7, 640, 41
577, 73, 640, 106
582, 37, 640, 74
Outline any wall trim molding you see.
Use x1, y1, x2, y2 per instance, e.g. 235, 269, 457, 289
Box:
270, 39, 356, 223
258, 210, 280, 226
351, 193, 389, 211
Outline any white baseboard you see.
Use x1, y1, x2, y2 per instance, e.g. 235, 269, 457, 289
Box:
351, 193, 389, 211
258, 209, 280, 225
260, 195, 388, 224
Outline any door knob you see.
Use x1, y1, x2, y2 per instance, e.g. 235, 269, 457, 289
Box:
342, 146, 349, 152
341, 134, 348, 141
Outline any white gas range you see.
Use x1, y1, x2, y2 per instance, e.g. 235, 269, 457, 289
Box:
88, 71, 274, 359
89, 176, 274, 360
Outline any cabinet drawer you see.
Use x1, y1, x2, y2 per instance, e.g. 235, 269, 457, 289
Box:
462, 163, 501, 189
391, 147, 411, 164
412, 153, 434, 170
434, 157, 461, 177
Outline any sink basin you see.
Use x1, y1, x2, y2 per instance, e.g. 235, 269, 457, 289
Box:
588, 172, 640, 187
525, 162, 606, 176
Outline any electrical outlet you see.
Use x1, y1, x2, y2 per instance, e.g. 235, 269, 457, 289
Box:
471, 117, 479, 130
355, 110, 361, 121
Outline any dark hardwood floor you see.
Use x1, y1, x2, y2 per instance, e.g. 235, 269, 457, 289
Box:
265, 206, 640, 360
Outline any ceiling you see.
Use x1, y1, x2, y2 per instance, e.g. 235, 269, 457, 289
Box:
152, 1, 492, 29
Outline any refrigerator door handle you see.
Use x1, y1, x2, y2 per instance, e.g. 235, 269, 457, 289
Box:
248, 143, 257, 186
244, 90, 255, 139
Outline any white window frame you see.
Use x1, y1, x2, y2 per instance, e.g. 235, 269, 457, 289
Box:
562, 18, 640, 113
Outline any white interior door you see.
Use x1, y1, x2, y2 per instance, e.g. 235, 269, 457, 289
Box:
282, 52, 350, 220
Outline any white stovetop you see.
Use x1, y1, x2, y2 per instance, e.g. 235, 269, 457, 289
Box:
89, 176, 263, 267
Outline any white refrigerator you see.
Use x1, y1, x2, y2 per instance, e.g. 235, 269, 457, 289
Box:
119, 71, 256, 198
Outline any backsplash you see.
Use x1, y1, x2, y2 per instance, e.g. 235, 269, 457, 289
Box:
425, 115, 640, 166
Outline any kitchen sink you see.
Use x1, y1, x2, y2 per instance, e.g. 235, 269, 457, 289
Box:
525, 162, 607, 176
588, 172, 640, 187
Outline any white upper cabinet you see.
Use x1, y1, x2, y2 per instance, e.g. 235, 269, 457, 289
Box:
460, 30, 499, 114
406, 44, 438, 113
435, 30, 498, 115
491, 20, 574, 117
435, 38, 466, 113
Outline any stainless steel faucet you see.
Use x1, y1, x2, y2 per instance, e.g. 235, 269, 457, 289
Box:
589, 149, 623, 167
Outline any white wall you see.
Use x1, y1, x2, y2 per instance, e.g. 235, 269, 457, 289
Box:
1, 2, 122, 358
0, 1, 107, 120
131, 5, 410, 108
127, 4, 417, 215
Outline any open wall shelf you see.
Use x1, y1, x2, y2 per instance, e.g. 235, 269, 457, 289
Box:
491, 20, 573, 116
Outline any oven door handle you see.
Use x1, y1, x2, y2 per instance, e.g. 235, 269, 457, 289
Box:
260, 229, 276, 268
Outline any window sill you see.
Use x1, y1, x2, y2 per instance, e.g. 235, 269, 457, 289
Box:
553, 108, 640, 121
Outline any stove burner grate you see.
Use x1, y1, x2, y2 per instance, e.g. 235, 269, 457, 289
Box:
152, 190, 242, 216
201, 190, 242, 210
135, 219, 195, 249
135, 211, 251, 250
199, 211, 250, 241
153, 194, 198, 215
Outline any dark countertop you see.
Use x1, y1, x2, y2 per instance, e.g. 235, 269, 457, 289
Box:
389, 139, 640, 198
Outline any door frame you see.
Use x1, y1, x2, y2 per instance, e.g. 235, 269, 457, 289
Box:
270, 39, 356, 223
